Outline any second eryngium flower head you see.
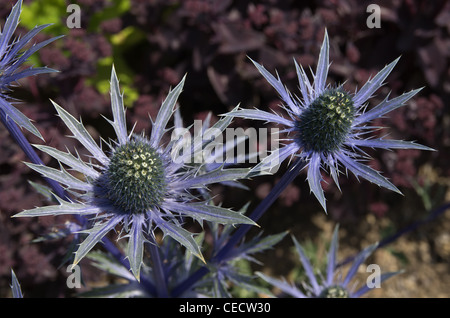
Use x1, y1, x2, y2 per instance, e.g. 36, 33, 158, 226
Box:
14, 67, 256, 280
0, 0, 62, 139
226, 29, 434, 212
257, 225, 400, 298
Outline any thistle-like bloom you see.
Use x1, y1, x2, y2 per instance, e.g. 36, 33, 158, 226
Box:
14, 67, 256, 280
258, 225, 400, 298
226, 30, 433, 212
0, 0, 62, 139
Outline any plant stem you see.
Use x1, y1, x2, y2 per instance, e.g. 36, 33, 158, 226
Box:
148, 237, 169, 297
171, 157, 306, 297
214, 157, 305, 261
1, 109, 68, 201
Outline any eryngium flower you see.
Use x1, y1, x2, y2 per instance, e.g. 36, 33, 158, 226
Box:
0, 0, 62, 139
14, 67, 256, 280
257, 225, 400, 298
226, 30, 434, 212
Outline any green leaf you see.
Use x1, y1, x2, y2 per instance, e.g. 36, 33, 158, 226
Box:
87, 56, 140, 107
87, 0, 131, 32
21, 0, 68, 35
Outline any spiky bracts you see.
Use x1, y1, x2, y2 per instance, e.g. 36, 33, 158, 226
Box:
225, 30, 434, 212
15, 67, 256, 280
257, 225, 401, 298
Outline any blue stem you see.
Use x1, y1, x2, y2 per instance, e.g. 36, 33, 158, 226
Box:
1, 109, 68, 201
214, 157, 305, 261
171, 157, 306, 297
148, 237, 169, 297
337, 201, 450, 268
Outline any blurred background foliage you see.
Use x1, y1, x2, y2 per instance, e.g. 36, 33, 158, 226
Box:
0, 0, 448, 297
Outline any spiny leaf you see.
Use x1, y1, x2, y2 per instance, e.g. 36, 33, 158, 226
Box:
13, 199, 101, 218
72, 217, 123, 267
33, 144, 99, 178
24, 162, 91, 192
156, 220, 205, 263
51, 100, 109, 165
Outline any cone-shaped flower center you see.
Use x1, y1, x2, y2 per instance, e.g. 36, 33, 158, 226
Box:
318, 285, 350, 298
104, 138, 166, 214
295, 89, 354, 153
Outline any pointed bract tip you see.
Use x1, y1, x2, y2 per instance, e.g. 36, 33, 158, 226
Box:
111, 64, 118, 78
179, 73, 187, 86
388, 56, 401, 68
133, 272, 141, 282
318, 200, 328, 215
198, 253, 206, 264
